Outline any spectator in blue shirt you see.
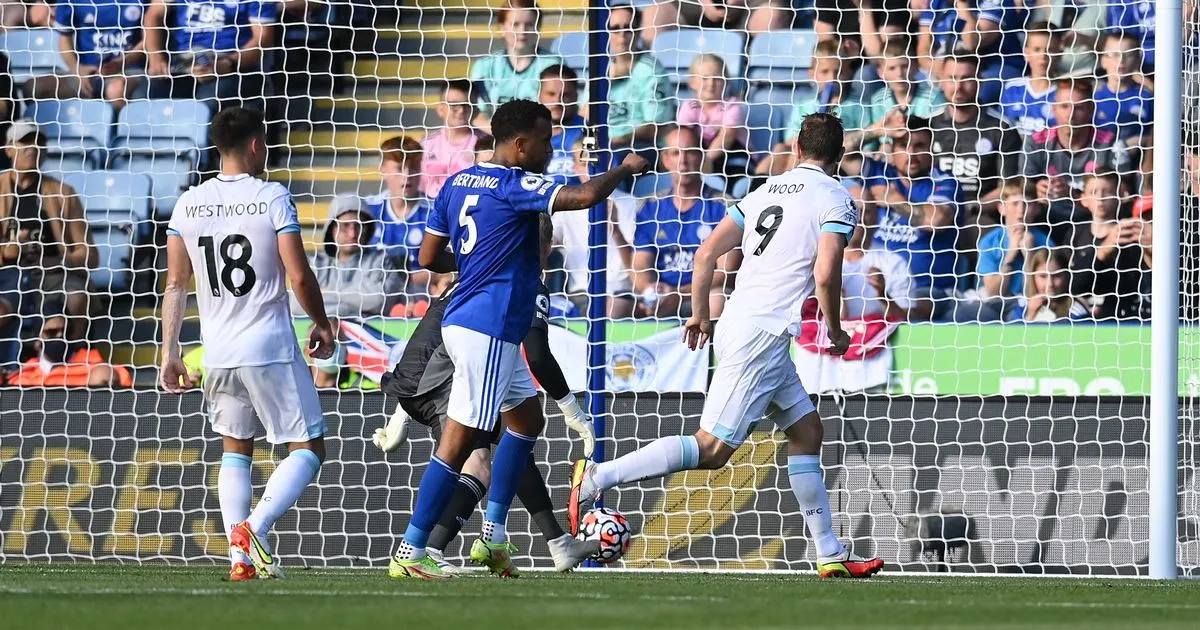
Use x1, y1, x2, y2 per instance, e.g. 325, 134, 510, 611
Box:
143, 0, 276, 111
862, 117, 964, 316
631, 126, 731, 319
28, 0, 146, 110
1094, 31, 1153, 144
1106, 0, 1154, 69
918, 0, 1026, 106
365, 135, 446, 305
998, 22, 1059, 137
538, 64, 584, 186
969, 179, 1051, 321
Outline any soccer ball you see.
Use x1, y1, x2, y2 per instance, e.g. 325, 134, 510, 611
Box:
576, 507, 632, 563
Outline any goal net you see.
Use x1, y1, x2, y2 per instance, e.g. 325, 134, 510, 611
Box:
0, 0, 1190, 575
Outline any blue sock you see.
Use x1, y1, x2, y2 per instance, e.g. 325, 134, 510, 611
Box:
482, 428, 538, 544
399, 456, 460, 559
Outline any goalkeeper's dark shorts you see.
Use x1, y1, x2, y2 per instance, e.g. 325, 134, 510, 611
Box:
379, 284, 501, 451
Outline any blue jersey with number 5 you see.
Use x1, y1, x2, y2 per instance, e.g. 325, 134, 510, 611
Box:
426, 163, 564, 343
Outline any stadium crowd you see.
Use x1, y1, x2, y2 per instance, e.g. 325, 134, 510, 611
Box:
0, 0, 1189, 386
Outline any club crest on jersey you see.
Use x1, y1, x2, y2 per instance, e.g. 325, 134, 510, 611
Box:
696, 224, 713, 240
124, 5, 142, 20
521, 175, 546, 191
606, 343, 656, 392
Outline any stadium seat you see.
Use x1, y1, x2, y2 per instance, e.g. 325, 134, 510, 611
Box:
651, 29, 745, 86
40, 152, 92, 181
61, 171, 153, 232
749, 83, 813, 108
26, 99, 116, 166
0, 28, 64, 83
745, 101, 782, 157
87, 210, 138, 292
550, 32, 590, 74
746, 30, 819, 83
112, 99, 211, 164
109, 154, 195, 218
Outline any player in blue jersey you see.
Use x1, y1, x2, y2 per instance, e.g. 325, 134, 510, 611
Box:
388, 99, 649, 579
143, 0, 276, 110
28, 0, 145, 108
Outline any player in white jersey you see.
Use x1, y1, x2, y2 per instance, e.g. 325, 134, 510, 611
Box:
159, 107, 336, 581
570, 113, 884, 578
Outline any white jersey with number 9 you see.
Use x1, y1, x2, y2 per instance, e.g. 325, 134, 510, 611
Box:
167, 174, 302, 369
722, 163, 859, 337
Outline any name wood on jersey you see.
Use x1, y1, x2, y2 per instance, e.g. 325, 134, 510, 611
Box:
765, 183, 805, 195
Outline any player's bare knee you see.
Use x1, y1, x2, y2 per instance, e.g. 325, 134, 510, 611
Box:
783, 411, 823, 455
501, 397, 545, 438
289, 437, 326, 463
462, 447, 492, 485
694, 431, 735, 469
223, 435, 254, 456
435, 420, 478, 468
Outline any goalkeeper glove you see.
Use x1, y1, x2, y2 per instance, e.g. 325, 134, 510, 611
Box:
372, 405, 411, 453
556, 394, 595, 458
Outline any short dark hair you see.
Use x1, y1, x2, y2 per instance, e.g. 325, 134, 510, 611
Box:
490, 99, 552, 143
945, 53, 980, 71
443, 79, 474, 100
1056, 77, 1093, 99
540, 64, 578, 82
211, 107, 264, 155
906, 115, 932, 136
797, 113, 844, 164
608, 3, 640, 31
1025, 21, 1059, 38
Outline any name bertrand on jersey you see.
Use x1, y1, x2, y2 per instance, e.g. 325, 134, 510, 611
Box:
182, 202, 270, 218
451, 173, 500, 189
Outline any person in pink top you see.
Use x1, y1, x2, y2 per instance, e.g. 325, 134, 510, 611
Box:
675, 54, 750, 182
420, 79, 484, 199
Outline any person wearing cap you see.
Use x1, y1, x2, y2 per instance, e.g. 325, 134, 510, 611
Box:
292, 193, 400, 386
0, 120, 96, 365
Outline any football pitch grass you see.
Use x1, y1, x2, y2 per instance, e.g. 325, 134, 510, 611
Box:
3, 565, 1200, 629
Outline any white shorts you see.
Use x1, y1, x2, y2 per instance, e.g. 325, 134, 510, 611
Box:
700, 323, 816, 448
443, 325, 537, 431
204, 354, 327, 444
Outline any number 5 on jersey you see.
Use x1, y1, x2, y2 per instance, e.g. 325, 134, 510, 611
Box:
458, 194, 479, 254
199, 234, 257, 297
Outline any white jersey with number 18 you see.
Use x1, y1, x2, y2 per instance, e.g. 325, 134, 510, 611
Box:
722, 163, 859, 337
166, 174, 302, 369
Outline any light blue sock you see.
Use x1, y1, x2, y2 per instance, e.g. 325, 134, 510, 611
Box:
592, 435, 700, 490
482, 429, 538, 544
398, 456, 460, 559
787, 454, 843, 558
246, 449, 321, 536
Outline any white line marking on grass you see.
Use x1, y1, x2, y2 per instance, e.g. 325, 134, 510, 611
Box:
0, 585, 727, 603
